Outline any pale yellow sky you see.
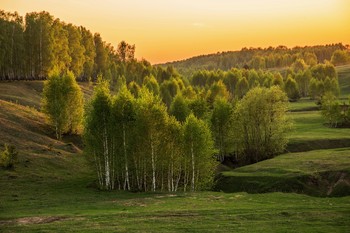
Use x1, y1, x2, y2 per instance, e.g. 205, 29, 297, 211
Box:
2, 0, 350, 64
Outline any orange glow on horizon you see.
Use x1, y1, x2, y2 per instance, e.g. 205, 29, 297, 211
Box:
2, 0, 350, 64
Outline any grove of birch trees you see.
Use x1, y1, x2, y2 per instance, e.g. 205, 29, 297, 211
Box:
84, 81, 217, 191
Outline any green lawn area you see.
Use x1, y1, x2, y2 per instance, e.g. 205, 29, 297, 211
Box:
289, 98, 319, 112
287, 111, 350, 151
1, 150, 349, 232
216, 148, 350, 196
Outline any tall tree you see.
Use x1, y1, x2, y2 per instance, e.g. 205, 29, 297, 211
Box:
24, 11, 54, 78
84, 81, 115, 190
65, 24, 85, 78
170, 94, 190, 123
79, 27, 96, 81
51, 19, 70, 74
211, 98, 234, 162
183, 114, 216, 191
164, 116, 183, 192
94, 33, 108, 78
42, 71, 84, 139
233, 86, 291, 164
117, 40, 135, 62
136, 88, 168, 191
111, 85, 136, 190
284, 75, 300, 101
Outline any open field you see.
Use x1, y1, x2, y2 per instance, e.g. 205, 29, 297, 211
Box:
216, 148, 350, 196
289, 98, 319, 112
1, 150, 350, 232
287, 111, 350, 151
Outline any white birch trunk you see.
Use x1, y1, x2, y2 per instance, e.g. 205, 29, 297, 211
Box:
123, 124, 130, 190
191, 139, 195, 192
151, 136, 156, 192
104, 127, 110, 189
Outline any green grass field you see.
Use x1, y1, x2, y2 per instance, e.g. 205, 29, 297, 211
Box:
287, 111, 350, 151
216, 148, 350, 196
1, 151, 350, 232
289, 98, 319, 112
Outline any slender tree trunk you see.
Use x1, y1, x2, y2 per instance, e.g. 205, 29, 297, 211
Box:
184, 159, 187, 192
94, 152, 103, 188
191, 139, 195, 192
134, 158, 140, 191
10, 24, 15, 80
143, 159, 147, 192
123, 124, 130, 190
175, 165, 181, 192
104, 127, 110, 190
40, 21, 43, 78
171, 149, 174, 192
150, 136, 156, 192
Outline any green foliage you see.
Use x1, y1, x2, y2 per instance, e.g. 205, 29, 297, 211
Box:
143, 75, 160, 96
207, 80, 230, 104
211, 98, 234, 162
161, 44, 346, 76
321, 92, 341, 127
84, 81, 114, 190
321, 92, 350, 128
331, 49, 350, 66
235, 77, 249, 98
284, 75, 300, 101
84, 85, 216, 191
291, 58, 307, 73
188, 97, 209, 119
117, 40, 135, 62
42, 70, 84, 139
183, 114, 217, 191
169, 94, 190, 122
0, 144, 18, 169
233, 86, 291, 163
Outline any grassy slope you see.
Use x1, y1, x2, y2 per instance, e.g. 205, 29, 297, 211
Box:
287, 111, 350, 151
287, 65, 350, 151
1, 149, 349, 232
216, 148, 350, 196
0, 81, 94, 110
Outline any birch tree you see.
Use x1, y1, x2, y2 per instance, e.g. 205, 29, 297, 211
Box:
164, 116, 183, 192
211, 98, 234, 162
183, 114, 216, 191
42, 71, 84, 139
136, 88, 168, 191
111, 85, 136, 190
84, 81, 115, 190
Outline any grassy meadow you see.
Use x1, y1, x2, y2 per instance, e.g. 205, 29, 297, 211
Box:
0, 65, 350, 232
1, 150, 349, 232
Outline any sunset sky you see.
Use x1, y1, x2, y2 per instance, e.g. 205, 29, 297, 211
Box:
2, 0, 350, 64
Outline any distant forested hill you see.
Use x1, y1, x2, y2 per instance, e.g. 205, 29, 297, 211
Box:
159, 44, 349, 77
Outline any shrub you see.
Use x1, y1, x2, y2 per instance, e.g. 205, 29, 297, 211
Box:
0, 144, 18, 169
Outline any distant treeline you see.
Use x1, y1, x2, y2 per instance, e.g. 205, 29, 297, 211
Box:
189, 62, 340, 102
0, 10, 158, 82
161, 44, 350, 76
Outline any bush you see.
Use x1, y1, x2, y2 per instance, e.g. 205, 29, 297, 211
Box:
0, 144, 18, 169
